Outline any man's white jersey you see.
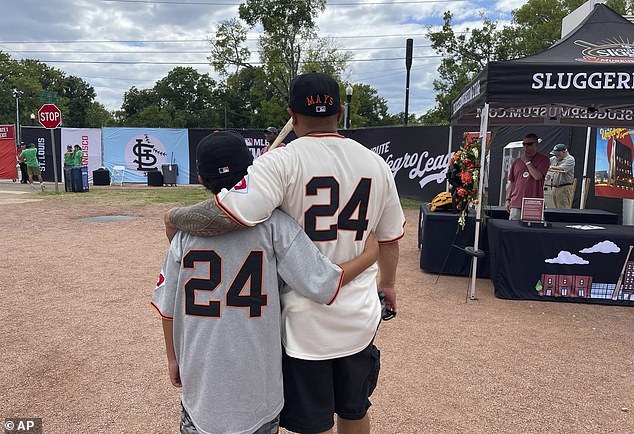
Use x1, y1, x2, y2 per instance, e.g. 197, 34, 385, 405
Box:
216, 133, 406, 360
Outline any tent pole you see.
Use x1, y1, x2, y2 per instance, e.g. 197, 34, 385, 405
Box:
469, 103, 489, 300
446, 125, 453, 192
580, 126, 592, 209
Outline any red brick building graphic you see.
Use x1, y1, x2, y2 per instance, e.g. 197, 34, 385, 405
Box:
541, 274, 593, 298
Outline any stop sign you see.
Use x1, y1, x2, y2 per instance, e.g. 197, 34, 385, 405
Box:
38, 103, 62, 129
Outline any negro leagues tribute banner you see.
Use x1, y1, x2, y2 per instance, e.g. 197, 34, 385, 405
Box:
61, 128, 102, 182
103, 127, 190, 184
342, 126, 453, 201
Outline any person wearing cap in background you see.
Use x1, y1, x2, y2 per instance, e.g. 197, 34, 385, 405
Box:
72, 144, 84, 167
261, 126, 285, 154
153, 130, 378, 434
63, 145, 74, 169
505, 133, 550, 220
164, 72, 405, 434
548, 143, 575, 209
16, 143, 28, 184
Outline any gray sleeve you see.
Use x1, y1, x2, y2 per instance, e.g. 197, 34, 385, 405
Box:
151, 232, 183, 318
269, 211, 342, 305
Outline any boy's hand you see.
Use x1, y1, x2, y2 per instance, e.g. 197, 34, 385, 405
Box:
363, 232, 379, 263
168, 359, 182, 387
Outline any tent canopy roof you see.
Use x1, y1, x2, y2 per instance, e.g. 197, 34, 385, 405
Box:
451, 4, 634, 127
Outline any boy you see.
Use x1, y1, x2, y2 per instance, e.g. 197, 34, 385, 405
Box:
152, 131, 378, 434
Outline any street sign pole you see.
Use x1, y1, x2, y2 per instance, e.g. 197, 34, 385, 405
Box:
51, 129, 59, 192
38, 103, 62, 192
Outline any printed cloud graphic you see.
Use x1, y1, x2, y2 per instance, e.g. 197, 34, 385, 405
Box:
579, 240, 620, 254
545, 251, 589, 265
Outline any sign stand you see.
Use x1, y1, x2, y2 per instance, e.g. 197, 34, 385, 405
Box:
37, 103, 62, 192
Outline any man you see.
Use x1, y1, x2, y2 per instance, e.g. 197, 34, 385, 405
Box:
16, 143, 28, 183
261, 126, 285, 154
165, 72, 405, 434
153, 130, 378, 434
548, 143, 575, 209
64, 145, 74, 169
505, 133, 549, 220
18, 143, 45, 191
72, 144, 84, 167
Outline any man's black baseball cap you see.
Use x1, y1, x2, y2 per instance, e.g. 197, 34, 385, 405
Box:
196, 131, 253, 179
288, 72, 341, 117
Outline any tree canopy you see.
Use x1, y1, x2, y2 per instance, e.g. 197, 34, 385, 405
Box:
0, 52, 113, 128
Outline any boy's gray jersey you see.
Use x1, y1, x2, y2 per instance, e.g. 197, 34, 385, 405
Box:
152, 209, 343, 434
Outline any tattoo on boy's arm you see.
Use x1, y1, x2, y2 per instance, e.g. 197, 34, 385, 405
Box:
168, 199, 241, 237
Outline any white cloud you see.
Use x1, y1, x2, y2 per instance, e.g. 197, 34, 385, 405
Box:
545, 251, 589, 265
580, 240, 621, 254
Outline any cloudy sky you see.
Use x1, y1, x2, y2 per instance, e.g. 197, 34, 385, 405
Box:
1, 0, 527, 117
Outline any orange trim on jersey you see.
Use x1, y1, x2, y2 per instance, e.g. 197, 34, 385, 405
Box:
151, 302, 173, 320
377, 220, 407, 243
327, 266, 344, 305
214, 195, 251, 228
305, 133, 346, 139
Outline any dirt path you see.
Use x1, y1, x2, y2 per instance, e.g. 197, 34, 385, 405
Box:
0, 188, 632, 433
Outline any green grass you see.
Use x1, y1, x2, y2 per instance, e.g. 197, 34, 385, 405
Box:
40, 186, 211, 206
40, 185, 422, 209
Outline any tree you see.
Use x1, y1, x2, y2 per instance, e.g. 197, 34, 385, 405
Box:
208, 0, 354, 127
0, 52, 114, 127
425, 12, 504, 124
117, 68, 222, 128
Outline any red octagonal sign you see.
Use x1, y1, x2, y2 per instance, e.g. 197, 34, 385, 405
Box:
38, 103, 62, 129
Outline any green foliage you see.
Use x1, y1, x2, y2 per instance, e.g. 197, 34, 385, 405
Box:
117, 67, 223, 128
0, 52, 115, 128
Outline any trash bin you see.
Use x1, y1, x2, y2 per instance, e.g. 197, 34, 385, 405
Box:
147, 170, 163, 187
93, 168, 110, 186
70, 167, 89, 192
64, 168, 73, 192
161, 164, 178, 186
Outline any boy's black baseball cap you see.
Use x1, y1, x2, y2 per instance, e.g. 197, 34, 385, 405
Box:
196, 131, 253, 179
288, 72, 341, 117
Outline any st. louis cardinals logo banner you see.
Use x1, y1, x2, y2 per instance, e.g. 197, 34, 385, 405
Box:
102, 128, 190, 184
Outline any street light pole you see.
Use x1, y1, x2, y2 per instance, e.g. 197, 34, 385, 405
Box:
345, 85, 353, 129
13, 89, 23, 146
30, 113, 36, 126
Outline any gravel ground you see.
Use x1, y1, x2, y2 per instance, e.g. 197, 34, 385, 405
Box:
0, 182, 632, 433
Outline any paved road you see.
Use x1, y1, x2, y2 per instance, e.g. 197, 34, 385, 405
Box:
0, 180, 44, 205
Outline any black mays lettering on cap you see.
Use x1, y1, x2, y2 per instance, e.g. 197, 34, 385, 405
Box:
196, 131, 253, 179
288, 72, 341, 117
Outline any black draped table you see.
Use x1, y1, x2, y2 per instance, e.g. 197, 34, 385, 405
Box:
418, 205, 489, 277
486, 206, 619, 224
419, 204, 621, 279
487, 219, 634, 306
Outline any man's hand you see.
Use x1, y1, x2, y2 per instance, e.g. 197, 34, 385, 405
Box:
377, 241, 399, 312
165, 208, 178, 242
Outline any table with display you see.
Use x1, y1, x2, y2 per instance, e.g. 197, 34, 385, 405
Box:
487, 219, 634, 306
485, 206, 619, 225
419, 204, 620, 279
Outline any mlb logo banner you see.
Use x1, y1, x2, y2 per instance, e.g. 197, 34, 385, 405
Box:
103, 128, 190, 184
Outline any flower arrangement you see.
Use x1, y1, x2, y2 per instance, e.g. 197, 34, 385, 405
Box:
448, 134, 481, 230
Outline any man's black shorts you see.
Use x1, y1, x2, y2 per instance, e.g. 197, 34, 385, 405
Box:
279, 343, 380, 434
